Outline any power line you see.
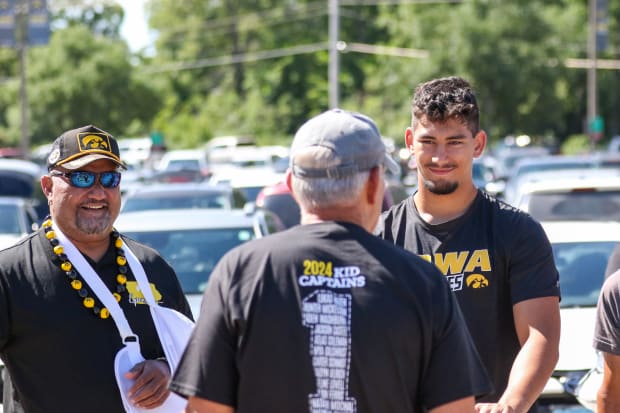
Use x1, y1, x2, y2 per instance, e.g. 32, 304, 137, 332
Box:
155, 2, 326, 39
344, 42, 429, 58
140, 42, 329, 74
340, 0, 464, 5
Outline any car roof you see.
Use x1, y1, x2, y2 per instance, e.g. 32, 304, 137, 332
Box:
0, 196, 31, 205
541, 220, 620, 243
115, 208, 255, 232
0, 159, 43, 177
517, 171, 620, 194
124, 182, 232, 196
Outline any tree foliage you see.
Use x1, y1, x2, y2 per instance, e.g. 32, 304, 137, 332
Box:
0, 0, 617, 150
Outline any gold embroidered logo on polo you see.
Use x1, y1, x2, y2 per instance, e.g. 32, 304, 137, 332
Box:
77, 132, 111, 153
125, 281, 163, 305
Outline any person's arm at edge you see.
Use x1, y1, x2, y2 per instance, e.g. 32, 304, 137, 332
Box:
185, 396, 234, 413
430, 396, 476, 413
598, 352, 620, 412
479, 296, 560, 413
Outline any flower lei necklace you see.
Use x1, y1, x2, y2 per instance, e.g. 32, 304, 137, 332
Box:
42, 217, 128, 319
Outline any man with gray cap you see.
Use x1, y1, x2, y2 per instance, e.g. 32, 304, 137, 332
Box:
0, 125, 192, 412
170, 109, 491, 413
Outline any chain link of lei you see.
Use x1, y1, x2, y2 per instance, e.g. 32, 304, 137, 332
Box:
42, 217, 128, 319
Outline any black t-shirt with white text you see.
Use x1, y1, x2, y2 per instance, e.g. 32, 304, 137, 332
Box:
171, 221, 491, 413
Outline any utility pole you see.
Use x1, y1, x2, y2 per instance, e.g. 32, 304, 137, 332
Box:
328, 0, 339, 109
587, 0, 597, 139
16, 0, 28, 158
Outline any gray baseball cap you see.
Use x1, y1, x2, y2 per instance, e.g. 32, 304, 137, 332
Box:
290, 109, 400, 179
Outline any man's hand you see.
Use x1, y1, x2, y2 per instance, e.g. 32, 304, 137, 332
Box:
125, 359, 171, 409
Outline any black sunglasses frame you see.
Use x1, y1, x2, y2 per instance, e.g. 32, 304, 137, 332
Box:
49, 171, 122, 189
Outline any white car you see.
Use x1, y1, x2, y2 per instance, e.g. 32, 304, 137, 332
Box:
115, 208, 284, 318
121, 182, 235, 212
0, 197, 40, 250
513, 171, 620, 222
156, 149, 210, 176
538, 220, 620, 408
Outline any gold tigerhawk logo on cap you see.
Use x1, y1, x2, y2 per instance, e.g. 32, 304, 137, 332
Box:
77, 133, 111, 153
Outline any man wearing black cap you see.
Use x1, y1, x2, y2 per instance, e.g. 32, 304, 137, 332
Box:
0, 125, 192, 412
170, 109, 491, 413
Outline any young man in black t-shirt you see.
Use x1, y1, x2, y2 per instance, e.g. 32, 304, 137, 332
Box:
377, 76, 561, 413
170, 109, 491, 413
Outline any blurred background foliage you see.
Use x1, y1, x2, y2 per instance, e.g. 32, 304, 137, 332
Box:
0, 0, 618, 151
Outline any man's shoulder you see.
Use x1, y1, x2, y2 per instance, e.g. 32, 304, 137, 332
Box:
602, 270, 620, 298
478, 190, 541, 227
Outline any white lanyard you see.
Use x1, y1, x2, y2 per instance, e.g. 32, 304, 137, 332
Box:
54, 226, 154, 346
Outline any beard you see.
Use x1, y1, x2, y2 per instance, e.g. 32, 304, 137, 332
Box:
423, 179, 458, 195
76, 211, 112, 234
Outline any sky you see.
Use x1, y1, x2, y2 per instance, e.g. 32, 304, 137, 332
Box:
117, 0, 152, 52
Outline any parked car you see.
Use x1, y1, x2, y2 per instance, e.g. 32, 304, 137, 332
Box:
115, 208, 284, 318
121, 182, 234, 212
513, 171, 620, 222
156, 149, 211, 180
538, 220, 620, 409
209, 167, 285, 206
256, 182, 301, 229
0, 197, 40, 250
0, 158, 47, 219
0, 196, 40, 402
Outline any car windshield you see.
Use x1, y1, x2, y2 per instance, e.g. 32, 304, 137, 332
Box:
0, 204, 21, 234
166, 159, 201, 171
528, 191, 620, 221
123, 193, 231, 212
553, 241, 616, 308
124, 227, 255, 294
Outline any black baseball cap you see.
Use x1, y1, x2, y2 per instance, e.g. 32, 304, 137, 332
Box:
46, 125, 127, 171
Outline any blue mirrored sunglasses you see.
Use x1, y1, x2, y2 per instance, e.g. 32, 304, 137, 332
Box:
50, 171, 122, 189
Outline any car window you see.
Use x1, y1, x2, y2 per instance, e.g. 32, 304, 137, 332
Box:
527, 191, 620, 221
0, 204, 21, 234
0, 171, 35, 198
553, 241, 616, 308
124, 227, 255, 294
123, 193, 231, 212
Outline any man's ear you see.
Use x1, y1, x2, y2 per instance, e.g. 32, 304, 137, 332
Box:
366, 167, 382, 205
473, 130, 487, 158
285, 170, 298, 202
405, 127, 414, 153
41, 175, 53, 199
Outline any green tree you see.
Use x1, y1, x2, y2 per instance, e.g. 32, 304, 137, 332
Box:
374, 0, 585, 145
145, 0, 388, 147
0, 25, 162, 146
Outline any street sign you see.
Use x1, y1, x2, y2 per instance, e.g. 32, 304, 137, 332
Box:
596, 0, 608, 52
590, 115, 604, 134
589, 115, 604, 143
0, 0, 15, 47
27, 0, 49, 46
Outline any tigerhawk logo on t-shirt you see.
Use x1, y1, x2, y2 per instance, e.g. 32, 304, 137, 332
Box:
297, 259, 366, 288
125, 281, 163, 305
419, 249, 491, 292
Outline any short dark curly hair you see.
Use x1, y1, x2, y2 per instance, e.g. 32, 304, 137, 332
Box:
411, 76, 479, 136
